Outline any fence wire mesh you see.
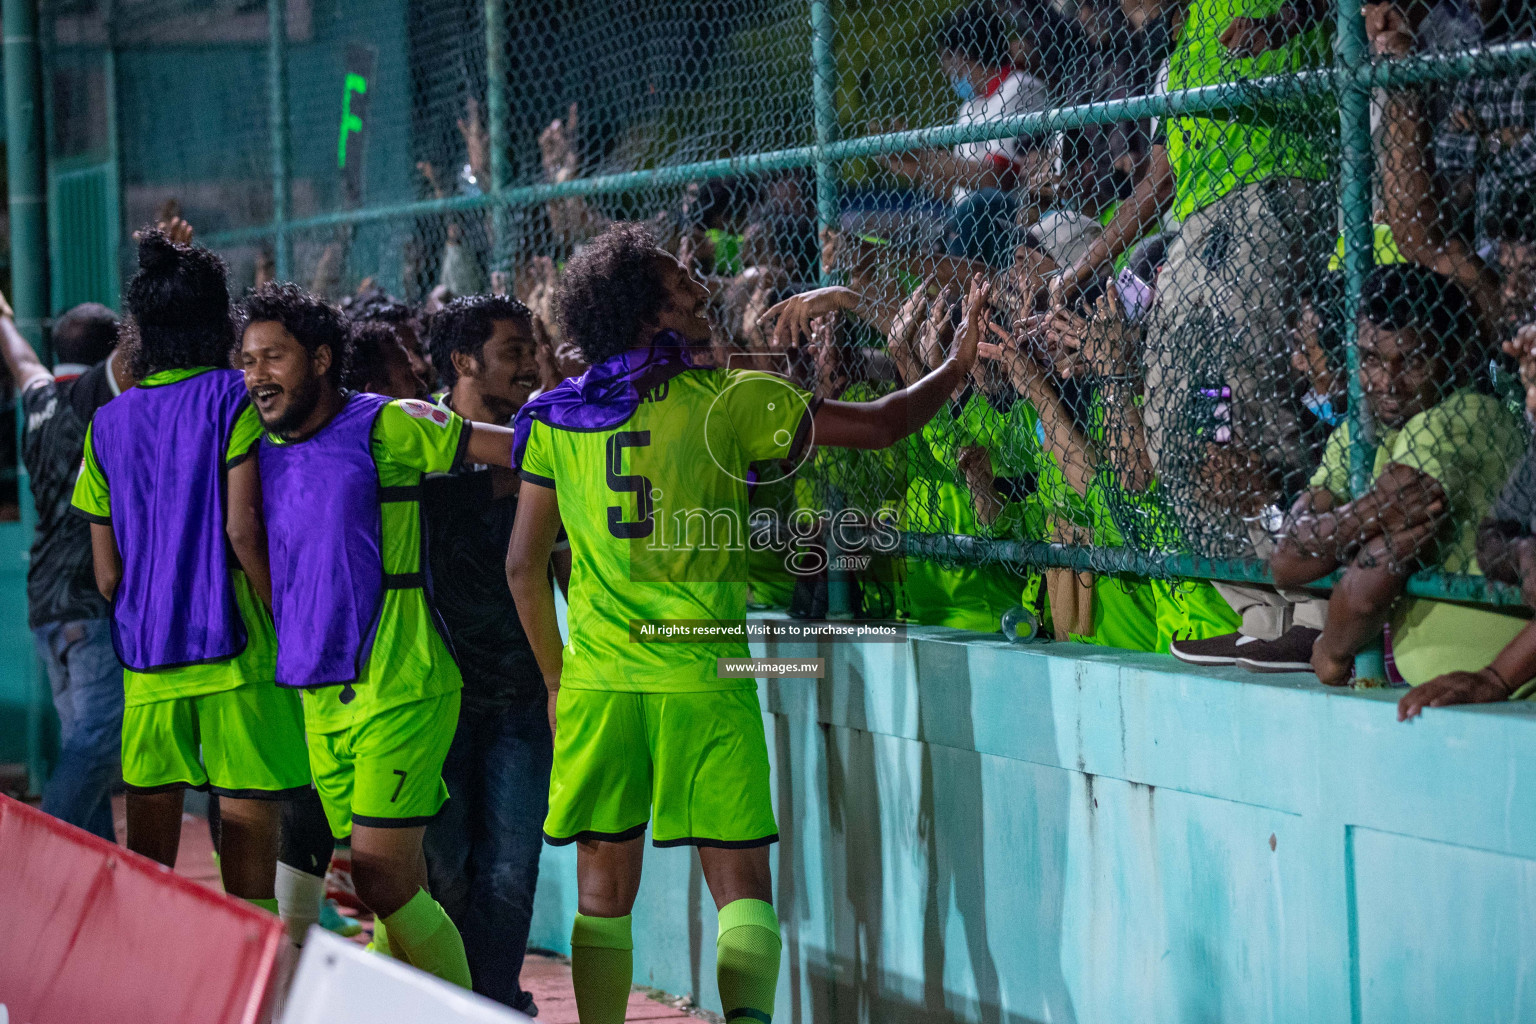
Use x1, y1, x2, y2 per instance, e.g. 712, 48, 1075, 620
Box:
40, 0, 1536, 635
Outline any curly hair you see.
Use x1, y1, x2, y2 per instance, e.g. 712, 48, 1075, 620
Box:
242, 282, 350, 385
341, 285, 418, 326
556, 222, 671, 365
427, 294, 532, 387
341, 321, 403, 393
125, 229, 236, 377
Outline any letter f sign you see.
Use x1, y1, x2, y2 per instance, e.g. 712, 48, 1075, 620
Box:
338, 73, 367, 169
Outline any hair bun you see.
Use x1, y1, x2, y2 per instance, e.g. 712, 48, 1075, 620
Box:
137, 230, 180, 273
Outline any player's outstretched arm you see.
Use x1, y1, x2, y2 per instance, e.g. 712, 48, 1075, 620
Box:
89, 523, 122, 601
226, 456, 273, 607
0, 290, 50, 393
506, 481, 566, 734
811, 274, 990, 450
464, 422, 516, 468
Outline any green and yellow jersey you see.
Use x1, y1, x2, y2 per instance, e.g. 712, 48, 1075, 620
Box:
520, 367, 815, 691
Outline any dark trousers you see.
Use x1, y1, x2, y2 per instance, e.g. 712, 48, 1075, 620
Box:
424, 697, 552, 1012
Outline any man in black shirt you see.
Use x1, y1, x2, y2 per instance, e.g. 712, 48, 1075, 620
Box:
421, 295, 566, 1013
2, 295, 128, 840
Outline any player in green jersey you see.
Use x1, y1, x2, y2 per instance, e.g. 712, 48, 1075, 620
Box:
506, 222, 989, 1024
239, 283, 521, 987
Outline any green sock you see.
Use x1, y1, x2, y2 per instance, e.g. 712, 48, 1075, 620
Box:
381, 888, 471, 989
716, 899, 781, 1023
245, 897, 280, 915
570, 913, 633, 1024
367, 915, 407, 962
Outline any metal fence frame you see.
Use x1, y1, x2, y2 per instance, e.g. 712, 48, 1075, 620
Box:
190, 6, 1536, 657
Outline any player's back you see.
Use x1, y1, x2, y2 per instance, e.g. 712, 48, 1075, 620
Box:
88, 367, 251, 670
522, 362, 814, 691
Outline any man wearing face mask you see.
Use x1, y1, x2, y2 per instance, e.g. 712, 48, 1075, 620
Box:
418, 295, 569, 1013
886, 2, 1048, 266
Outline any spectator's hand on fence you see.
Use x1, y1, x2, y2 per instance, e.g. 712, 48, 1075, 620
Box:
1219, 16, 1281, 57
766, 286, 862, 350
806, 315, 849, 398
1398, 668, 1514, 721
540, 103, 581, 181
957, 444, 1004, 526
1502, 324, 1536, 413
950, 273, 992, 379
459, 97, 489, 186
917, 284, 956, 372
887, 280, 932, 385
1364, 3, 1414, 57
1202, 443, 1275, 517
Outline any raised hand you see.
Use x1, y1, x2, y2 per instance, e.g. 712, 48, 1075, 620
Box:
539, 102, 581, 181
1364, 3, 1414, 57
950, 273, 993, 378
765, 286, 862, 350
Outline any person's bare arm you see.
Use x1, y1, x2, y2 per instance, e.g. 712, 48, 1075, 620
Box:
1398, 617, 1536, 720
990, 325, 1098, 497
809, 276, 990, 450
90, 522, 122, 602
225, 457, 272, 607
0, 292, 50, 393
1309, 524, 1431, 685
506, 482, 565, 732
1271, 465, 1447, 589
1052, 144, 1173, 311
464, 422, 515, 469
1369, 4, 1503, 339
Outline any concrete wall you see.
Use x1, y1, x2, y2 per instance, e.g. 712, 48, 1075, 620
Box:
529, 623, 1536, 1024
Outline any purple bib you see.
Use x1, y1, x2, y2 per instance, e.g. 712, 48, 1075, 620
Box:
90, 368, 251, 671
260, 391, 400, 689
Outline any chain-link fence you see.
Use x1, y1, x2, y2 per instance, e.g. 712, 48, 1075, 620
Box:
39, 0, 1536, 643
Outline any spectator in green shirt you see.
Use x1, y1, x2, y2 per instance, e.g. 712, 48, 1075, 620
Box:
1269, 266, 1527, 686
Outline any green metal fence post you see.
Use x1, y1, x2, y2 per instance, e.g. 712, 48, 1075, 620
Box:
4, 0, 49, 793
810, 0, 839, 284
810, 0, 853, 617
6, 0, 49, 353
1336, 0, 1386, 684
486, 0, 511, 270
268, 0, 291, 281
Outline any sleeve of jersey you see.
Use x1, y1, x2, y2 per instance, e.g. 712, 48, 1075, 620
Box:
372, 399, 469, 474
70, 423, 112, 523
519, 421, 556, 489
722, 370, 819, 464
226, 404, 264, 467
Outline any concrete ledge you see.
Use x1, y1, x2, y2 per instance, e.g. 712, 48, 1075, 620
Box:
531, 623, 1536, 1023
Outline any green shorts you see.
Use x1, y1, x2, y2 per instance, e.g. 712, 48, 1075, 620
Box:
121, 681, 309, 797
305, 691, 460, 839
544, 687, 778, 848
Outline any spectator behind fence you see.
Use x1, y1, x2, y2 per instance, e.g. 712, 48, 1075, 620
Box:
1398, 322, 1536, 718
2, 294, 128, 842
1429, 0, 1535, 250
885, 2, 1048, 267
420, 295, 565, 1012
1268, 266, 1526, 687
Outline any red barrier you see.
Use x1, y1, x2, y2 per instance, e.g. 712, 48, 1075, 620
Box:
0, 794, 285, 1024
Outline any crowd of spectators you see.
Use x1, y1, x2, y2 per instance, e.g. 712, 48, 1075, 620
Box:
214, 0, 1536, 703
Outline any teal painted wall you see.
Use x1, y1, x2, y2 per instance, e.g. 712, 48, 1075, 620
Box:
529, 624, 1536, 1023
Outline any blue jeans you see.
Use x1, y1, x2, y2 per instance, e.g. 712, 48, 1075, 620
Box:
424, 697, 552, 1011
34, 619, 124, 842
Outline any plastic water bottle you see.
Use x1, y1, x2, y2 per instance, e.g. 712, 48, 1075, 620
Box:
1000, 605, 1039, 643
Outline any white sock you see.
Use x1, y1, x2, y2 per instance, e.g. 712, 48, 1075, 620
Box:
274, 861, 325, 947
